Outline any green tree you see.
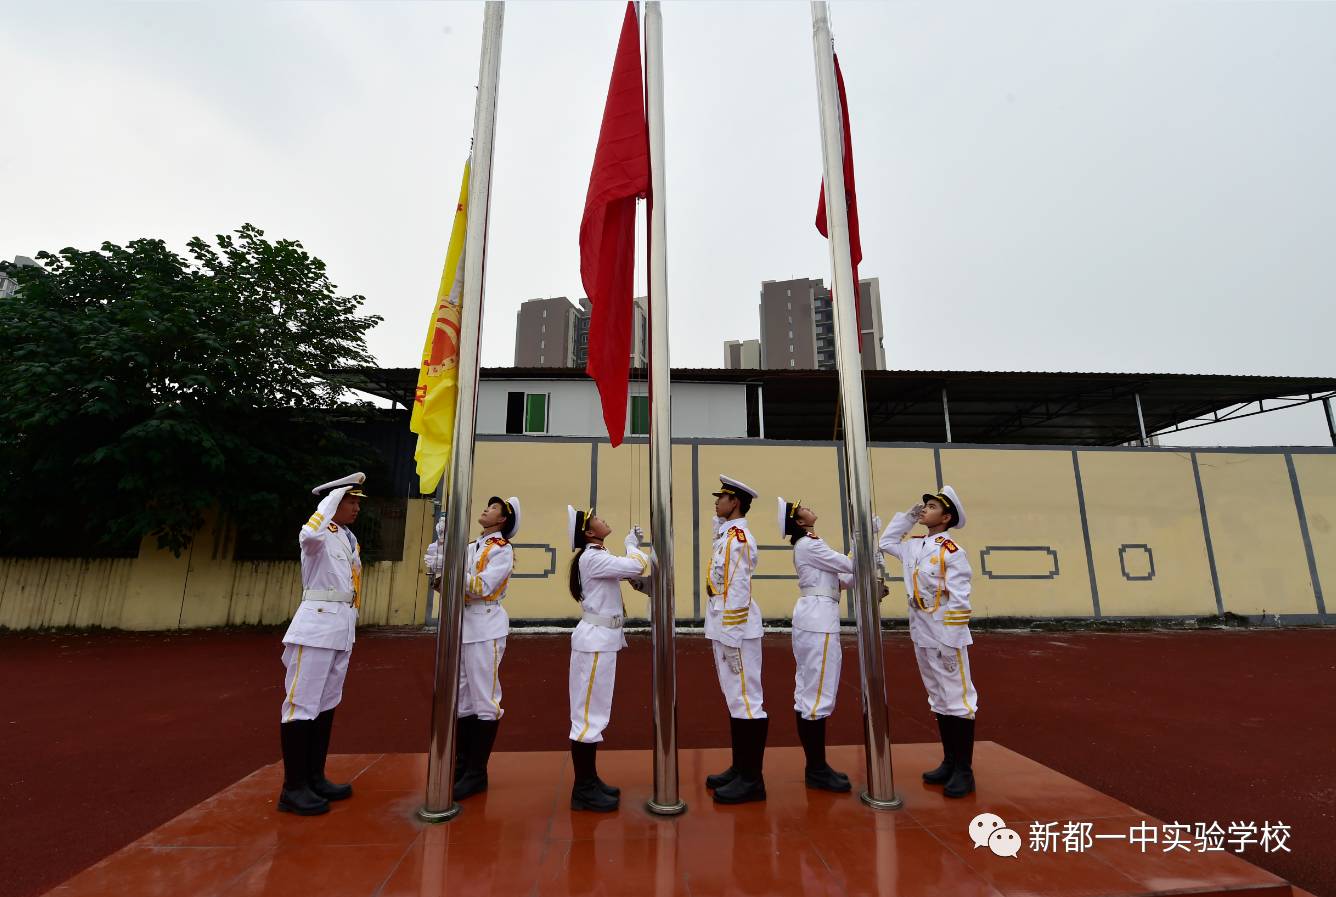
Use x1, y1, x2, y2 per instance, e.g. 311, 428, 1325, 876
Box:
0, 224, 384, 555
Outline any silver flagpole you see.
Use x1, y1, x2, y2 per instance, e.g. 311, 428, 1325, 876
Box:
643, 0, 685, 817
419, 0, 505, 823
810, 0, 901, 811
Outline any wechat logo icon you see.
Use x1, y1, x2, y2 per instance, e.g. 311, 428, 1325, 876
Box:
970, 813, 1022, 858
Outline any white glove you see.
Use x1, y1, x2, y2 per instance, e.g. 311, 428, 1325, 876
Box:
907, 503, 924, 521
435, 518, 445, 538
624, 530, 639, 550
632, 524, 645, 542
872, 515, 883, 534
724, 646, 743, 674
424, 546, 443, 576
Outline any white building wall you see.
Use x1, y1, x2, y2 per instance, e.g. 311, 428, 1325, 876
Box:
658, 382, 750, 438
479, 379, 750, 439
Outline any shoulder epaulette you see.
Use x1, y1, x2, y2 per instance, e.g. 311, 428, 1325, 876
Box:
942, 539, 959, 553
729, 526, 747, 543
489, 536, 509, 546
327, 523, 339, 533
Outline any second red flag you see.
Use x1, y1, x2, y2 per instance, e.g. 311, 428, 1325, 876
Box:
579, 1, 649, 447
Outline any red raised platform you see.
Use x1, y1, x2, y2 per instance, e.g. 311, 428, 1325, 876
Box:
45, 743, 1307, 897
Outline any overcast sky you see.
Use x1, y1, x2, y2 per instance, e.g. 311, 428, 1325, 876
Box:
4, 1, 1333, 445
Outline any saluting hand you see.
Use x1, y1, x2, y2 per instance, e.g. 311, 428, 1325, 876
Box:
907, 503, 924, 521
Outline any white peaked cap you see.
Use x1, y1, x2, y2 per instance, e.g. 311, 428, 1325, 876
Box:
922, 484, 966, 530
712, 475, 758, 500
313, 472, 366, 497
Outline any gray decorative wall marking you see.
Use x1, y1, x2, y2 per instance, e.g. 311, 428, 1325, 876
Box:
1118, 544, 1155, 581
980, 546, 1060, 580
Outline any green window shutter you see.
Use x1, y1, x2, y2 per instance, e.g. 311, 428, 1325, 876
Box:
630, 395, 649, 435
525, 393, 548, 433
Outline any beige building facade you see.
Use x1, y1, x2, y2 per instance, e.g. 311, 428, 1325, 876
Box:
3, 440, 1331, 631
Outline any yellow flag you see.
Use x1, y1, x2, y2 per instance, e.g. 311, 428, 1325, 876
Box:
410, 161, 470, 495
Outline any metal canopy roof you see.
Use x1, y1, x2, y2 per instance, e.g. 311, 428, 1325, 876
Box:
333, 367, 1336, 446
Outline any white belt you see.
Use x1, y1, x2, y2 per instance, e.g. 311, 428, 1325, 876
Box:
581, 611, 624, 629
303, 589, 355, 604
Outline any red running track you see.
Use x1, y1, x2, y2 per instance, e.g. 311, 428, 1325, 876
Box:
1, 628, 1332, 897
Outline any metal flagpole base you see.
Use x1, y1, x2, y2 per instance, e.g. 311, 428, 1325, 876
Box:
859, 790, 903, 811
646, 799, 687, 817
417, 802, 463, 823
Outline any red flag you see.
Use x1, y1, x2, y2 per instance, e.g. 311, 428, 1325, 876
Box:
580, 1, 648, 447
815, 53, 863, 350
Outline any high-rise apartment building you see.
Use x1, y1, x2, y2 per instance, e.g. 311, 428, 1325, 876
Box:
0, 256, 35, 299
758, 276, 885, 370
514, 296, 581, 367
723, 339, 761, 369
515, 295, 649, 368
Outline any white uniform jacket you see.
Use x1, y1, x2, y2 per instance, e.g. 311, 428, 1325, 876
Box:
462, 533, 512, 643
283, 487, 361, 652
705, 518, 761, 647
572, 544, 648, 653
878, 512, 973, 649
791, 534, 855, 634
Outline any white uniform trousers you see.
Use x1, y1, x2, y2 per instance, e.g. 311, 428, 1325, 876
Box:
568, 649, 618, 743
458, 637, 506, 721
792, 629, 842, 720
914, 643, 978, 719
280, 644, 351, 722
712, 637, 767, 720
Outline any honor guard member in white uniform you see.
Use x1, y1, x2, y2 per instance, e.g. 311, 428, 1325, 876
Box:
779, 497, 855, 793
565, 506, 651, 812
703, 475, 769, 804
425, 495, 521, 801
878, 485, 978, 798
278, 472, 366, 816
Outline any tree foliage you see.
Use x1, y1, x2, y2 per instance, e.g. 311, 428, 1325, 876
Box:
0, 224, 384, 555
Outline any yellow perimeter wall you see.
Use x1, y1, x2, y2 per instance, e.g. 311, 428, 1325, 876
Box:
2, 440, 1331, 630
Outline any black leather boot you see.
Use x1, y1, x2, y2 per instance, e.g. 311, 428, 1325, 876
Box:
454, 717, 499, 800
922, 713, 955, 785
796, 712, 851, 793
454, 715, 477, 784
593, 752, 620, 799
713, 717, 767, 804
277, 721, 330, 816
795, 711, 850, 786
570, 740, 619, 812
705, 717, 744, 790
569, 728, 618, 796
943, 716, 976, 798
308, 709, 353, 801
